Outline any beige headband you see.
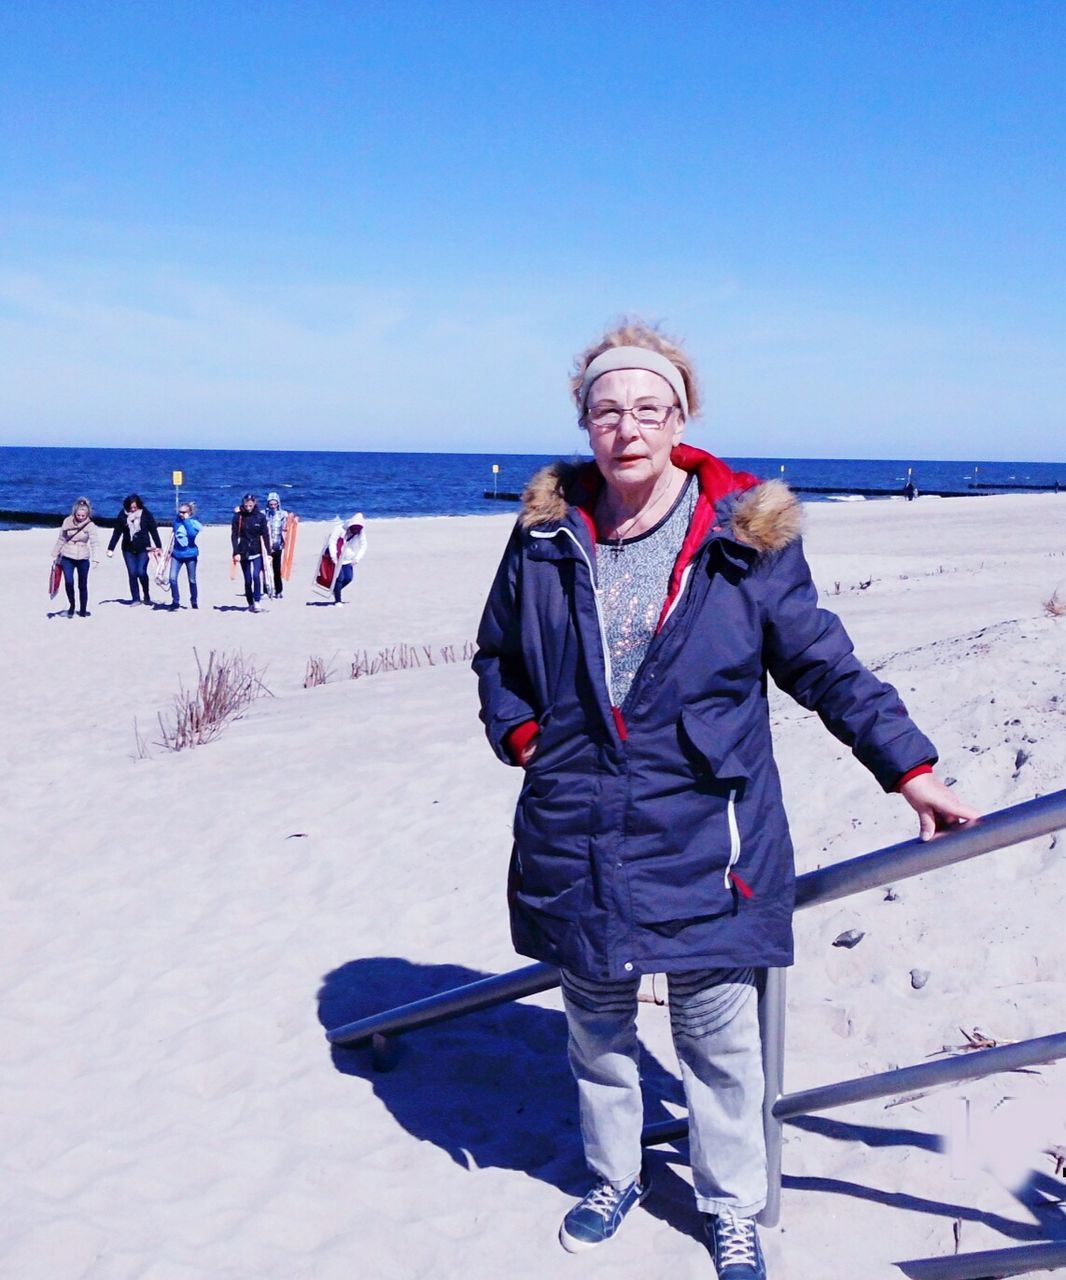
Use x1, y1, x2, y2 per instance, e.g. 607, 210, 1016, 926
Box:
578, 346, 689, 418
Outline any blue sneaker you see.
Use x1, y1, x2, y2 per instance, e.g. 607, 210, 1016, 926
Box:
706, 1211, 766, 1279
558, 1169, 650, 1252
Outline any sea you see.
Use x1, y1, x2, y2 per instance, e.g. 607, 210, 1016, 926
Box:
1, 446, 1064, 527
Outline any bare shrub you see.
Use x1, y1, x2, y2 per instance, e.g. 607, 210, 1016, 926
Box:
351, 641, 477, 680
1043, 590, 1066, 618
304, 654, 336, 688
156, 648, 271, 751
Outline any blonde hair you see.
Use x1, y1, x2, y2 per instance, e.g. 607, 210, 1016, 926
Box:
71, 496, 93, 519
569, 318, 702, 419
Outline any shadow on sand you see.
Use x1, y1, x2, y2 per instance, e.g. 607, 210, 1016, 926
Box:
318, 956, 708, 1242
783, 1115, 1066, 1252
319, 960, 1066, 1253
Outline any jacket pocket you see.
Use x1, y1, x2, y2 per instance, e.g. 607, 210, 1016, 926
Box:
652, 703, 759, 903
626, 855, 734, 927
509, 839, 589, 921
679, 704, 755, 783
513, 767, 592, 850
513, 878, 589, 922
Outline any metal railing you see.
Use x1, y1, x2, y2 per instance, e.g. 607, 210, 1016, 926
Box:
326, 788, 1066, 1278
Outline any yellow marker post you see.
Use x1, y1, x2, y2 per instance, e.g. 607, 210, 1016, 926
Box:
172, 470, 183, 511
492, 462, 500, 496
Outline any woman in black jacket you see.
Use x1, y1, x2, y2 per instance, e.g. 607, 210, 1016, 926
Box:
107, 493, 163, 606
230, 493, 272, 613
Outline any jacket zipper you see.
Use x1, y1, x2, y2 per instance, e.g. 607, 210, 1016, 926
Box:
661, 541, 752, 899
530, 526, 620, 734
659, 560, 696, 629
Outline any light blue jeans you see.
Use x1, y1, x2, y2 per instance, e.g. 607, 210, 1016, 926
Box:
560, 967, 766, 1216
169, 556, 198, 606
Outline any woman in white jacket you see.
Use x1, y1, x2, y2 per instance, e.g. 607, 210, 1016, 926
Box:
332, 512, 367, 605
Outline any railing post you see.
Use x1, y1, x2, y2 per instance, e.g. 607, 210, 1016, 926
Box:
371, 1032, 399, 1072
757, 966, 786, 1229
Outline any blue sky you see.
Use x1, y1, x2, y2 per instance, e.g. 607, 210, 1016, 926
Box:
1, 1, 1063, 458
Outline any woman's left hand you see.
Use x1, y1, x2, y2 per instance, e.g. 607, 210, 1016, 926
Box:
900, 773, 980, 841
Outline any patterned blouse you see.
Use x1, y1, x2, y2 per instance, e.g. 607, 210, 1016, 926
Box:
596, 475, 698, 707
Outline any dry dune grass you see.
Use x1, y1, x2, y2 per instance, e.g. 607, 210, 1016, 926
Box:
155, 648, 271, 751
1043, 589, 1066, 617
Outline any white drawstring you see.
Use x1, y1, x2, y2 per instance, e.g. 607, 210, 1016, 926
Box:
724, 787, 741, 888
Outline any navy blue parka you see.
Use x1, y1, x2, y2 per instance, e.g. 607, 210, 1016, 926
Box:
474, 446, 937, 981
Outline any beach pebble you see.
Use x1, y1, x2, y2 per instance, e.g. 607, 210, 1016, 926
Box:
830, 1005, 854, 1038
832, 929, 865, 949
910, 968, 930, 990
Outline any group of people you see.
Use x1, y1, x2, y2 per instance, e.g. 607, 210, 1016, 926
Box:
230, 491, 290, 613
51, 491, 366, 615
52, 493, 204, 615
230, 493, 366, 610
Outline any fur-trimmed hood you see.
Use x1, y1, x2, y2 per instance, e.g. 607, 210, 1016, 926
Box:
519, 446, 802, 554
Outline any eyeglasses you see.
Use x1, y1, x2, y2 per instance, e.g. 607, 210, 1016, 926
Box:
584, 403, 678, 433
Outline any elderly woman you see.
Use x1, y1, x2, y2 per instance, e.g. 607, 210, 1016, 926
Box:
473, 322, 976, 1278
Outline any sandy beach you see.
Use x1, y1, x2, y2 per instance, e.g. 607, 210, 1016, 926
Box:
2, 493, 1065, 1279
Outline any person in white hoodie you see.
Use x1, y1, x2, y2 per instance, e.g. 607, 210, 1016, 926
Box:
264, 491, 291, 599
332, 512, 367, 605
